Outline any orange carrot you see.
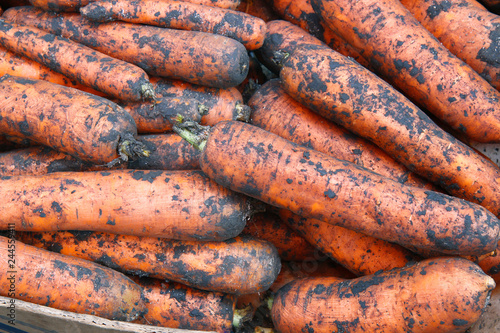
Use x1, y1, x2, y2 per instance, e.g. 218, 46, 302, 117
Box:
311, 0, 500, 143
279, 43, 500, 218
2, 169, 253, 241
0, 19, 154, 101
17, 232, 280, 294
2, 6, 250, 89
80, 0, 267, 50
0, 75, 148, 165
0, 235, 145, 321
271, 257, 496, 332
400, 0, 500, 91
478, 0, 500, 12
236, 0, 280, 22
174, 120, 500, 256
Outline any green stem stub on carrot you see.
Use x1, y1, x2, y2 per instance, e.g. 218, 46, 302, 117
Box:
173, 119, 210, 152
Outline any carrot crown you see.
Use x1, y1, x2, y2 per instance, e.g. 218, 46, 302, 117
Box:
173, 118, 210, 151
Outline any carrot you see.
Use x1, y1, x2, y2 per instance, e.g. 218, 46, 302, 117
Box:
2, 6, 250, 89
0, 75, 149, 165
1, 169, 253, 241
174, 120, 500, 256
279, 43, 500, 218
478, 249, 500, 284
130, 276, 237, 332
236, 0, 280, 22
249, 78, 438, 190
80, 0, 267, 50
0, 235, 145, 321
240, 211, 319, 261
311, 0, 500, 144
271, 257, 496, 332
399, 0, 500, 91
0, 19, 154, 102
17, 231, 280, 294
479, 0, 500, 12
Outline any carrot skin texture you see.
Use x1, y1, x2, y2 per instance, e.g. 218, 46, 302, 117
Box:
399, 0, 500, 91
0, 75, 142, 165
0, 19, 153, 102
196, 120, 500, 256
280, 43, 500, 218
2, 6, 249, 89
18, 232, 281, 295
0, 236, 145, 321
1, 170, 251, 241
80, 0, 267, 50
271, 257, 496, 333
311, 0, 500, 143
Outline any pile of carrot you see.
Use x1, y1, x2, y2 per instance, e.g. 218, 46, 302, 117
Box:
1, 0, 500, 332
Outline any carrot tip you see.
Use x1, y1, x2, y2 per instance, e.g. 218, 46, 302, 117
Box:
235, 102, 252, 122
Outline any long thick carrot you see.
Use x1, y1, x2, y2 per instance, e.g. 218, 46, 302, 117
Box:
0, 19, 154, 102
174, 120, 500, 256
399, 0, 500, 91
271, 257, 496, 332
311, 0, 500, 143
280, 43, 500, 218
80, 0, 267, 50
1, 169, 253, 241
0, 235, 145, 321
2, 6, 249, 89
0, 75, 148, 165
18, 232, 280, 294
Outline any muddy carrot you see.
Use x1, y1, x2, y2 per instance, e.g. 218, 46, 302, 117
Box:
280, 43, 500, 218
80, 0, 267, 50
0, 75, 148, 165
0, 19, 154, 102
0, 235, 145, 321
1, 169, 253, 241
174, 120, 500, 256
2, 6, 249, 89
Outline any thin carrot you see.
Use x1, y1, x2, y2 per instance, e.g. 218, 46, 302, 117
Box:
174, 120, 500, 256
1, 169, 253, 241
0, 75, 148, 165
271, 257, 496, 332
80, 0, 267, 50
2, 6, 250, 89
311, 0, 500, 143
17, 232, 280, 294
0, 235, 145, 321
279, 43, 500, 218
0, 19, 154, 102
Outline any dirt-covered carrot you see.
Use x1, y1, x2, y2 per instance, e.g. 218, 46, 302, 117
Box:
0, 75, 148, 165
271, 257, 496, 332
174, 120, 500, 256
1, 169, 253, 241
400, 0, 500, 91
17, 231, 280, 294
280, 43, 500, 218
249, 79, 438, 190
311, 0, 500, 143
0, 235, 145, 321
2, 6, 249, 89
0, 19, 154, 102
130, 276, 237, 332
80, 0, 267, 50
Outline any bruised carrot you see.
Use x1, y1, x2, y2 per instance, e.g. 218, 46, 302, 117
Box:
0, 235, 145, 321
0, 19, 154, 102
399, 0, 500, 91
312, 0, 500, 143
1, 170, 253, 241
80, 0, 267, 50
2, 6, 249, 89
249, 79, 438, 190
130, 276, 237, 332
280, 43, 500, 218
0, 75, 148, 165
174, 120, 500, 256
17, 231, 280, 294
240, 211, 318, 261
271, 257, 495, 332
